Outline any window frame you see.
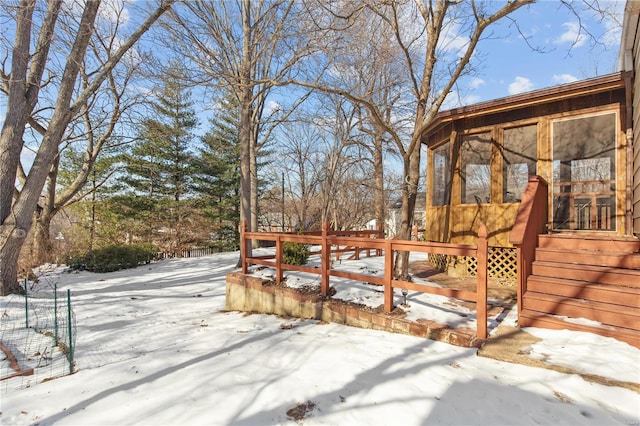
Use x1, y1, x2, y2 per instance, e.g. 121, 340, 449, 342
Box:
550, 110, 619, 232
459, 130, 493, 205
501, 123, 538, 204
429, 139, 452, 207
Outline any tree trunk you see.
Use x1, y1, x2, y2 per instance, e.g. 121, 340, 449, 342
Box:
393, 136, 422, 279
30, 148, 59, 268
0, 2, 100, 294
373, 133, 385, 234
31, 212, 55, 267
236, 0, 253, 267
250, 126, 259, 249
393, 184, 418, 278
89, 183, 97, 251
0, 232, 24, 295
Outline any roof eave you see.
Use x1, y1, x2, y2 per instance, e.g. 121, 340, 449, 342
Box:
422, 72, 629, 142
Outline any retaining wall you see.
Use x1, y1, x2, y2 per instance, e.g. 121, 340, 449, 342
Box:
225, 272, 483, 348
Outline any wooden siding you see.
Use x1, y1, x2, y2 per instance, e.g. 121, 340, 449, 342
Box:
426, 204, 519, 247
634, 14, 640, 235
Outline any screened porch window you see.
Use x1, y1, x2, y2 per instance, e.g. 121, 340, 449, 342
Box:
461, 132, 491, 204
502, 125, 537, 203
431, 142, 451, 206
552, 112, 616, 231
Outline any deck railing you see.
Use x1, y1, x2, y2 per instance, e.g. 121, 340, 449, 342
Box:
240, 221, 489, 339
509, 175, 549, 312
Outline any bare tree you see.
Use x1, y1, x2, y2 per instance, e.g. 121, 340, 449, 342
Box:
281, 0, 533, 278
314, 96, 368, 229
28, 37, 149, 267
0, 0, 175, 295
341, 17, 407, 233
161, 0, 320, 259
273, 96, 378, 232
277, 119, 323, 230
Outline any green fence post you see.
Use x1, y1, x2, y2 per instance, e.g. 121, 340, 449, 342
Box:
24, 278, 28, 329
67, 289, 74, 374
54, 283, 59, 346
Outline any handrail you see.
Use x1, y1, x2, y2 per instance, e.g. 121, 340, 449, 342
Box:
554, 199, 591, 229
551, 180, 614, 230
240, 220, 490, 340
509, 175, 548, 313
510, 176, 547, 244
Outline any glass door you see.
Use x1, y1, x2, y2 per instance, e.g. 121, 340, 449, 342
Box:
552, 112, 617, 231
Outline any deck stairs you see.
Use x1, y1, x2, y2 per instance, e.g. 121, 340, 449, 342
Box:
520, 234, 640, 348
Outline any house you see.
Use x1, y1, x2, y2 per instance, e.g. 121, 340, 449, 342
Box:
386, 192, 426, 238
622, 0, 640, 234
418, 2, 640, 347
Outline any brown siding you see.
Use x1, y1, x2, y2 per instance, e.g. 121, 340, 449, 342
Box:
425, 206, 450, 243
634, 16, 640, 235
426, 204, 519, 247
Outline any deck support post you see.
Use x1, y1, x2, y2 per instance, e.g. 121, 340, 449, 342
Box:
476, 224, 488, 339
240, 221, 248, 274
384, 239, 394, 312
321, 222, 330, 296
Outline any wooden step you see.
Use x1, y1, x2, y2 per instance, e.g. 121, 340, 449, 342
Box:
538, 234, 640, 253
519, 309, 640, 348
527, 276, 640, 307
531, 261, 640, 287
522, 292, 640, 330
534, 248, 640, 269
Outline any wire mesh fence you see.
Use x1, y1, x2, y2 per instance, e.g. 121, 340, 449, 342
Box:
1, 275, 76, 394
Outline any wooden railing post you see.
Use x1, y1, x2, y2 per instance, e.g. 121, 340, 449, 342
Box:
275, 235, 283, 283
321, 221, 330, 296
240, 221, 248, 273
476, 224, 488, 339
384, 239, 394, 312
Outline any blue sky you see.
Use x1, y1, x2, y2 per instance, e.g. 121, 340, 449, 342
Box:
1, 0, 627, 169
450, 0, 625, 107
0, 1, 626, 119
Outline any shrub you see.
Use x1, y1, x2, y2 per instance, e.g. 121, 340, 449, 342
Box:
66, 243, 159, 273
283, 241, 310, 265
207, 239, 239, 253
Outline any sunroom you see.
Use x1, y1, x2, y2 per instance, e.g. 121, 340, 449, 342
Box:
423, 72, 632, 245
420, 72, 633, 279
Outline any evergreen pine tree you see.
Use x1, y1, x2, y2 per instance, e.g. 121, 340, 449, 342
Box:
119, 64, 198, 254
192, 93, 241, 251
59, 144, 123, 252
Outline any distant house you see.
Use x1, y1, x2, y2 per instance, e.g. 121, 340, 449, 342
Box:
386, 192, 425, 238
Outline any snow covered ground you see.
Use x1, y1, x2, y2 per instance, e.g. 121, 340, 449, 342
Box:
1, 250, 639, 425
